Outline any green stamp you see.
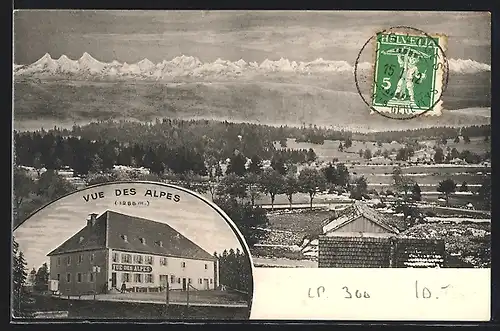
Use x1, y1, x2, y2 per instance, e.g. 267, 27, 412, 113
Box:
371, 31, 447, 117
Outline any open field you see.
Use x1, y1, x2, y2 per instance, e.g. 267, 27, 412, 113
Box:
13, 77, 491, 131
248, 190, 486, 210
421, 137, 491, 154
21, 293, 249, 320
276, 137, 489, 163
74, 290, 248, 306
252, 256, 318, 268
275, 138, 404, 163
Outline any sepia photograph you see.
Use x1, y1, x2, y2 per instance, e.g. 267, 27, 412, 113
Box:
12, 182, 253, 319
12, 10, 491, 320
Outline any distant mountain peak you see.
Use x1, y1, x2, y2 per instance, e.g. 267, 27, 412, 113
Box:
14, 53, 492, 80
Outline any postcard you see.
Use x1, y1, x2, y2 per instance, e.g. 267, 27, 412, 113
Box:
12, 10, 491, 321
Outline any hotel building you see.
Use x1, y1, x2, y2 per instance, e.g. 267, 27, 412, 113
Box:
47, 210, 219, 296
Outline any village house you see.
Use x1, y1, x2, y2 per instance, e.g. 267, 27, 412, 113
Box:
300, 201, 405, 254
300, 201, 445, 268
47, 210, 218, 296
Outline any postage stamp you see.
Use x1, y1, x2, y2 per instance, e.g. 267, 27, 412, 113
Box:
371, 30, 448, 117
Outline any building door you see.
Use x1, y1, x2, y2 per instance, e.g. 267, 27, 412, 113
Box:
182, 278, 187, 291
203, 279, 209, 290
111, 272, 117, 288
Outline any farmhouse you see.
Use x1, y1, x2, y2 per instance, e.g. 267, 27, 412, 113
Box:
299, 201, 406, 258
47, 211, 218, 296
301, 202, 446, 268
322, 201, 405, 237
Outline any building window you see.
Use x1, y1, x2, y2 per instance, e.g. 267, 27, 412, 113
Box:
90, 273, 95, 282
90, 253, 95, 262
160, 257, 167, 266
122, 253, 132, 263
122, 273, 130, 282
210, 279, 213, 284
140, 237, 146, 245
204, 264, 208, 270
112, 252, 119, 262
199, 278, 202, 284
66, 273, 71, 283
57, 257, 61, 266
78, 254, 84, 264
77, 273, 82, 283
145, 274, 153, 283
159, 275, 168, 284
57, 274, 60, 281
181, 262, 186, 268
134, 274, 142, 283
145, 256, 153, 265
134, 255, 143, 264
66, 256, 71, 266
170, 275, 175, 283
177, 278, 180, 284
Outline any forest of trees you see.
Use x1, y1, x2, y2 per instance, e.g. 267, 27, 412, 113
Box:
12, 237, 30, 318
214, 248, 252, 297
18, 119, 491, 151
14, 131, 315, 178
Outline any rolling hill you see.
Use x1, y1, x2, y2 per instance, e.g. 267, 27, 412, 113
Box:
13, 78, 490, 132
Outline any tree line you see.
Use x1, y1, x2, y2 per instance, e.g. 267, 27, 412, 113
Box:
31, 119, 489, 150
14, 131, 316, 178
214, 248, 252, 296
12, 237, 30, 317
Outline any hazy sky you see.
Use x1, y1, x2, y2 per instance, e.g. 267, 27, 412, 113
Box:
13, 10, 491, 65
13, 182, 244, 270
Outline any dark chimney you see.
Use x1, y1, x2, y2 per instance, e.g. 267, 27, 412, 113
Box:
87, 213, 99, 227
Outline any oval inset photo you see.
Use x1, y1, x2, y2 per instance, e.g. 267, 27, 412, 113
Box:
12, 181, 254, 320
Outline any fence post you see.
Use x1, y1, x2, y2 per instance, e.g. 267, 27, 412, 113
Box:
165, 281, 169, 317
186, 282, 190, 317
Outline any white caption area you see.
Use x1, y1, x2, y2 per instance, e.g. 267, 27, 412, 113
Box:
250, 268, 490, 321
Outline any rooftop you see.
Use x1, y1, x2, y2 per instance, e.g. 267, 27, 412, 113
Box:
318, 236, 445, 268
48, 210, 215, 261
322, 201, 406, 234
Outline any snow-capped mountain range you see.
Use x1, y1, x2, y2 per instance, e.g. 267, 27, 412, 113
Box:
13, 52, 491, 80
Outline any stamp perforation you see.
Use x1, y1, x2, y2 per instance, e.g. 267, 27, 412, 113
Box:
358, 26, 449, 120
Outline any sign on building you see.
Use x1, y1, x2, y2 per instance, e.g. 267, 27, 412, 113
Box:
112, 264, 153, 273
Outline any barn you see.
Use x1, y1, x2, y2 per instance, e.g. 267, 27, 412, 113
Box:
313, 202, 445, 268
321, 201, 405, 237
47, 210, 219, 296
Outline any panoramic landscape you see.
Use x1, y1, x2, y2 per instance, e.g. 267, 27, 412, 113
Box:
12, 10, 490, 318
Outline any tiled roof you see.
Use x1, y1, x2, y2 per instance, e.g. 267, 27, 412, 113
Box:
106, 211, 215, 261
48, 210, 215, 261
318, 236, 392, 268
47, 214, 107, 256
393, 238, 445, 268
322, 201, 406, 234
318, 236, 445, 268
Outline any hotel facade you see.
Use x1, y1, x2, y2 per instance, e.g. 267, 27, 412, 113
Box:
47, 211, 219, 296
